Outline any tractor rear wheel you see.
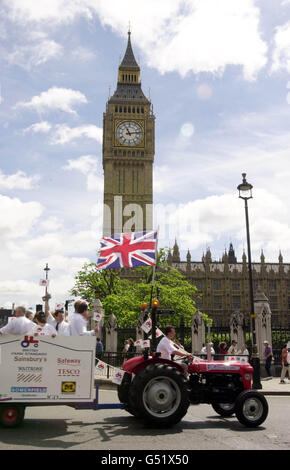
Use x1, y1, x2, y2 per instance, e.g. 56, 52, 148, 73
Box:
129, 363, 189, 426
117, 373, 142, 418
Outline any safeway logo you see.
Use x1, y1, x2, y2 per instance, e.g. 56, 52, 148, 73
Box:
21, 336, 39, 348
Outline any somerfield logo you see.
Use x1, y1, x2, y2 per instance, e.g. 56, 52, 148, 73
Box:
21, 336, 39, 348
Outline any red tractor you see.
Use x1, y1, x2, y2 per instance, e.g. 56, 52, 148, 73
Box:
118, 354, 268, 427
118, 303, 268, 427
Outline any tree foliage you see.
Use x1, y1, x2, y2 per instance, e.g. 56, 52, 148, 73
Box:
70, 249, 210, 327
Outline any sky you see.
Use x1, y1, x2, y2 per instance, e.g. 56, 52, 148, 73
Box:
1, 0, 290, 309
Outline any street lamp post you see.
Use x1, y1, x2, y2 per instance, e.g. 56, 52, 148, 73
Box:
237, 173, 262, 390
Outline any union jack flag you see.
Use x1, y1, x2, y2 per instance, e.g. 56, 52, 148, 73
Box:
96, 231, 157, 269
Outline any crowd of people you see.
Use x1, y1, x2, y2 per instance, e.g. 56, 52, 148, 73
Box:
0, 301, 99, 338
200, 340, 249, 359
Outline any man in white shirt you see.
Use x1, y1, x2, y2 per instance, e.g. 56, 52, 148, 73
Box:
157, 326, 192, 362
228, 340, 238, 355
69, 300, 99, 336
0, 306, 34, 335
47, 306, 70, 336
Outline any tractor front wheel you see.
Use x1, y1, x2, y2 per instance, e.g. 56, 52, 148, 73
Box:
235, 391, 268, 427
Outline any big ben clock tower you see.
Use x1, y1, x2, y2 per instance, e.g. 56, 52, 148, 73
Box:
102, 31, 155, 236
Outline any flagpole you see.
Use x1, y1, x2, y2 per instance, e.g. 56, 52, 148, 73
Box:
149, 226, 159, 308
150, 227, 159, 353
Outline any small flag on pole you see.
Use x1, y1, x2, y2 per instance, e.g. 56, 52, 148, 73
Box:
141, 318, 152, 334
39, 279, 49, 286
112, 369, 125, 385
96, 231, 157, 269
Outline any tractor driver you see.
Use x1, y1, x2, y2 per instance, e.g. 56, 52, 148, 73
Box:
157, 326, 193, 362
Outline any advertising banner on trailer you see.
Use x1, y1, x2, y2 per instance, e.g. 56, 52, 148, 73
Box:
0, 335, 95, 403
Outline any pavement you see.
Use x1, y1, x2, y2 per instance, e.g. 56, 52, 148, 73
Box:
94, 373, 290, 395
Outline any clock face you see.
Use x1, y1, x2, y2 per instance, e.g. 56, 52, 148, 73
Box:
116, 121, 143, 147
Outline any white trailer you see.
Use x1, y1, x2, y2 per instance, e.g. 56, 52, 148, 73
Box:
0, 334, 123, 427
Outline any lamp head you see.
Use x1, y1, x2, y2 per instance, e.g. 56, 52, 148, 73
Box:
237, 173, 253, 200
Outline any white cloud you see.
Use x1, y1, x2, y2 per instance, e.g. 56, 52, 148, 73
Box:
7, 39, 62, 70
0, 195, 43, 240
15, 87, 87, 116
95, 0, 268, 80
63, 155, 97, 174
51, 124, 102, 144
0, 170, 40, 190
3, 0, 93, 25
154, 188, 289, 259
63, 155, 103, 191
0, 280, 41, 297
271, 21, 290, 74
7, 230, 99, 260
39, 216, 63, 232
196, 83, 213, 100
23, 121, 52, 134
71, 46, 96, 62
180, 122, 195, 137
3, 0, 268, 80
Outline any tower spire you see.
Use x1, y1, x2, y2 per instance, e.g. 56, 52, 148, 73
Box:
119, 29, 139, 70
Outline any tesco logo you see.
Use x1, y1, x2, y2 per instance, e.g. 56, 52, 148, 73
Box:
57, 369, 80, 375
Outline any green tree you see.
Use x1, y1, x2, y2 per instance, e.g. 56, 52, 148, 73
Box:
70, 249, 210, 327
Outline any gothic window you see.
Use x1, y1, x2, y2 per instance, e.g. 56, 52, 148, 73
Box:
128, 106, 131, 113
214, 296, 222, 310
124, 106, 127, 112
268, 280, 277, 291
213, 280, 222, 290
196, 297, 203, 309
194, 281, 203, 291
232, 280, 240, 291
141, 151, 144, 157
115, 106, 118, 112
141, 107, 144, 113
132, 107, 135, 113
119, 106, 122, 112
232, 296, 241, 310
270, 296, 278, 310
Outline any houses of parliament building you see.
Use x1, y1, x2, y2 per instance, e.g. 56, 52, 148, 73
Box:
168, 241, 290, 327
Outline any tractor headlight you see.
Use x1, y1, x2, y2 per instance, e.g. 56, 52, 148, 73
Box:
244, 374, 251, 381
